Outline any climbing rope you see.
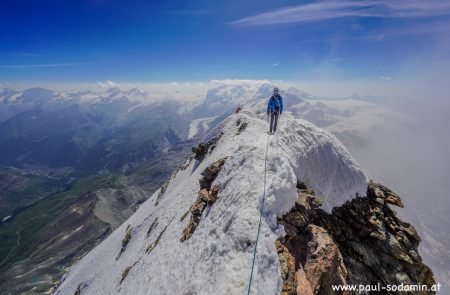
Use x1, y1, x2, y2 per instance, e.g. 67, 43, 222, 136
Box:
246, 133, 270, 295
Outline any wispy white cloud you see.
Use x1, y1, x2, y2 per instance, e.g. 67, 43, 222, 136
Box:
292, 20, 450, 45
231, 0, 450, 26
211, 79, 272, 86
0, 63, 85, 69
379, 76, 393, 80
270, 63, 280, 67
97, 80, 120, 88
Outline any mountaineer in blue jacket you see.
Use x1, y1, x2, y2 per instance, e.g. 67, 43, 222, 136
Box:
266, 87, 283, 134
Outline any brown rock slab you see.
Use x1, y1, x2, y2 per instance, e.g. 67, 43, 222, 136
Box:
367, 181, 404, 207
285, 211, 308, 228
303, 225, 348, 295
295, 267, 314, 295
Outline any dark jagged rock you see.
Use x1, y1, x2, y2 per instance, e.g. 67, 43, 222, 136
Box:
192, 143, 209, 160
367, 181, 404, 208
146, 217, 158, 238
120, 266, 132, 285
199, 158, 227, 189
181, 158, 226, 242
146, 219, 172, 254
120, 260, 138, 285
190, 199, 207, 215
284, 211, 308, 228
74, 282, 85, 295
192, 132, 223, 161
116, 227, 133, 260
296, 189, 322, 210
296, 180, 307, 190
236, 118, 248, 135
198, 184, 220, 205
277, 181, 435, 295
181, 214, 201, 242
179, 209, 190, 222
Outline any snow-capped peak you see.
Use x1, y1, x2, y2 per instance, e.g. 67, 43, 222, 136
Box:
191, 83, 314, 120
54, 105, 367, 295
0, 88, 19, 102
124, 87, 148, 98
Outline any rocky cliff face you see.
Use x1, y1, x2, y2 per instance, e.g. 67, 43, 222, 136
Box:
277, 181, 435, 295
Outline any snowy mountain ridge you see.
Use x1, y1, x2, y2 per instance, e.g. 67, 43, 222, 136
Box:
187, 82, 316, 139
53, 103, 368, 295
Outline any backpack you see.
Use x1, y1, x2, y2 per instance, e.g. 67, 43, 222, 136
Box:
272, 96, 281, 110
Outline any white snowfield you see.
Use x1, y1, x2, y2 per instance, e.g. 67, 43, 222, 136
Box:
188, 116, 219, 139
54, 105, 367, 295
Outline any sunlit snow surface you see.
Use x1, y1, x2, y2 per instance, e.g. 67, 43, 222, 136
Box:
188, 116, 219, 139
54, 105, 367, 295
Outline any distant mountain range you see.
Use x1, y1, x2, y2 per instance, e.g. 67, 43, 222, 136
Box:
0, 86, 195, 294
52, 102, 434, 295
0, 87, 190, 173
0, 83, 447, 294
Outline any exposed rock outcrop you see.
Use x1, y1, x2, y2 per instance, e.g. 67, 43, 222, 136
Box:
235, 117, 248, 135
275, 239, 298, 295
146, 219, 173, 254
116, 227, 133, 260
181, 158, 227, 242
192, 131, 223, 160
146, 217, 158, 237
120, 260, 138, 285
277, 181, 435, 295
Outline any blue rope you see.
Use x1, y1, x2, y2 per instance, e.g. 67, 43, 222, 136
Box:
246, 134, 270, 295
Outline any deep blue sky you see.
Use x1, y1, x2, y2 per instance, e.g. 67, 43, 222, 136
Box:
0, 0, 449, 84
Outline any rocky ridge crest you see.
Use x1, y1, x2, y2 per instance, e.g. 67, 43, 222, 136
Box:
277, 181, 435, 295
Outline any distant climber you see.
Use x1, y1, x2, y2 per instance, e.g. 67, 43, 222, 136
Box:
266, 87, 283, 134
235, 104, 242, 114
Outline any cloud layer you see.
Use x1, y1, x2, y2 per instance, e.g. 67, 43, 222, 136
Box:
232, 0, 450, 26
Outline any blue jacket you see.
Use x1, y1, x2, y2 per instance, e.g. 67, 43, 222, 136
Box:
267, 95, 283, 114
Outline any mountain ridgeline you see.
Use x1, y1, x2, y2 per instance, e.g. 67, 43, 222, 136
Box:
277, 181, 435, 294
0, 88, 189, 173
0, 85, 439, 294
0, 87, 195, 294
52, 105, 434, 295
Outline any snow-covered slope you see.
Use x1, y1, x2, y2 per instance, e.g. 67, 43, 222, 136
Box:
187, 83, 314, 138
54, 105, 367, 295
188, 116, 219, 139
